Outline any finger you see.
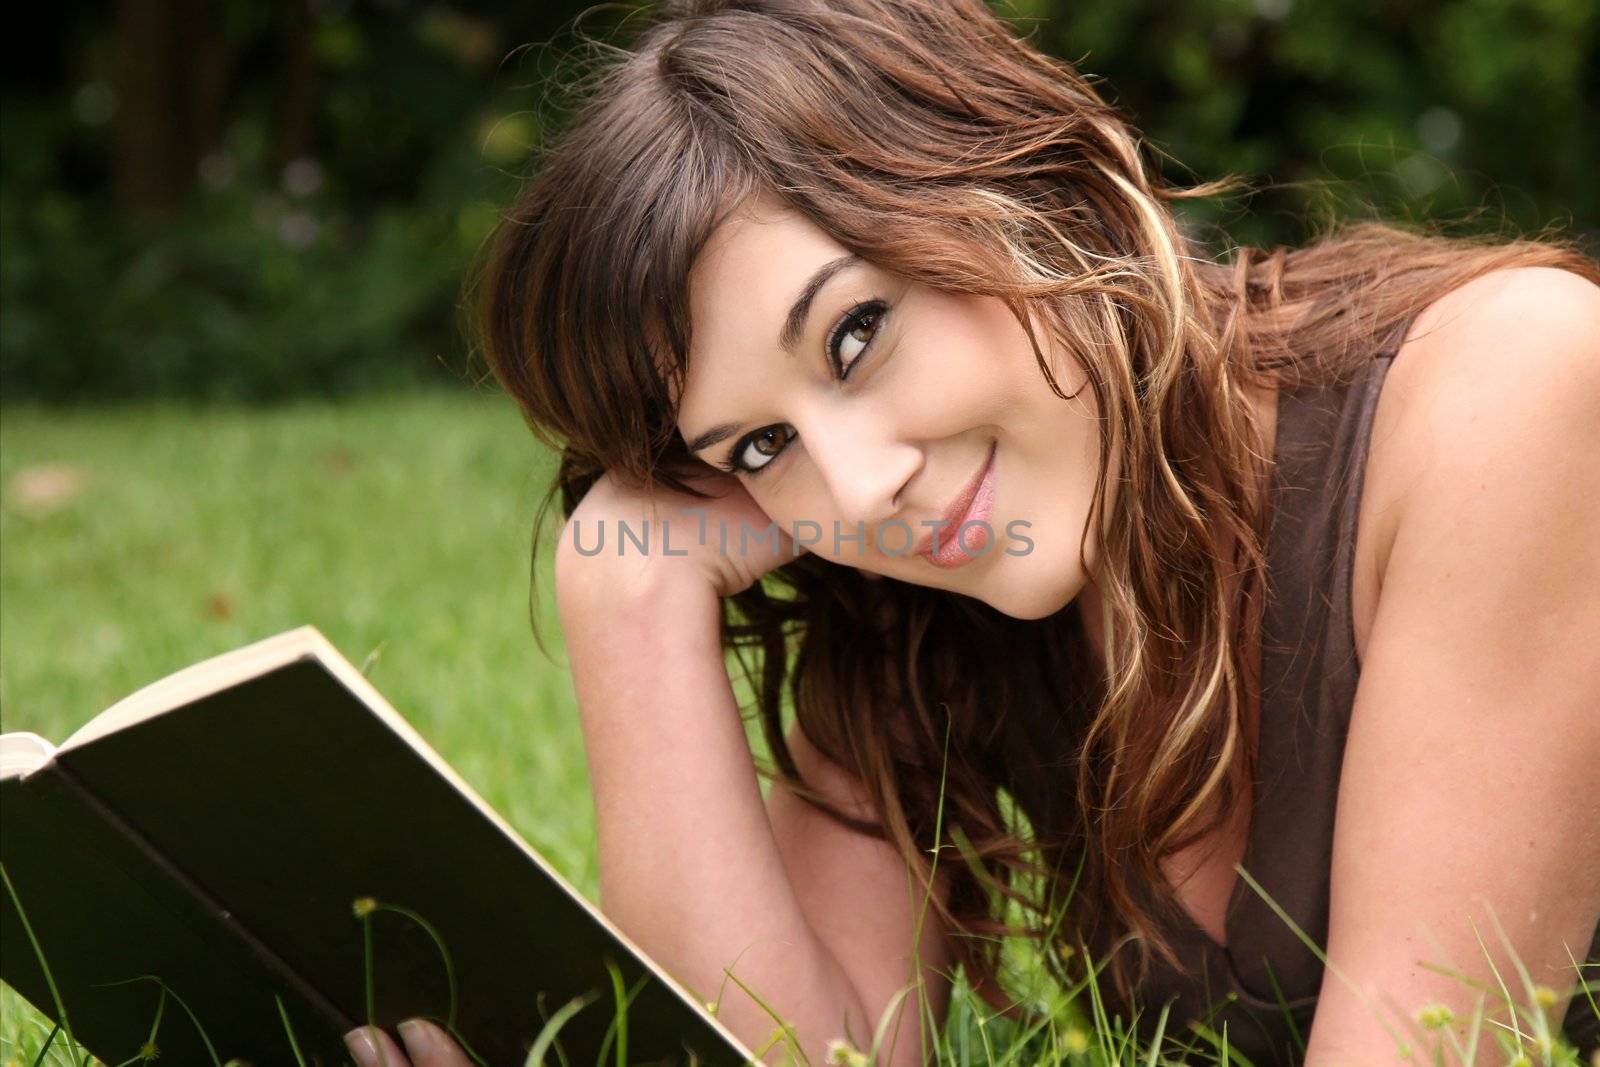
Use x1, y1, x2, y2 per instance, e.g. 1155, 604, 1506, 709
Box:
344, 1023, 412, 1067
398, 1018, 476, 1067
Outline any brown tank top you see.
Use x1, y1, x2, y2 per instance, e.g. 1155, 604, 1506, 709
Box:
1012, 345, 1600, 1061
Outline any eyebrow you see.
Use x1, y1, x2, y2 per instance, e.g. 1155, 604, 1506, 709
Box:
683, 253, 860, 456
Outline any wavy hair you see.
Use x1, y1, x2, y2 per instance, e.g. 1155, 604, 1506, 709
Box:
472, 0, 1600, 1019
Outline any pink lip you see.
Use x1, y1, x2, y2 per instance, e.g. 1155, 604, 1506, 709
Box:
913, 442, 997, 569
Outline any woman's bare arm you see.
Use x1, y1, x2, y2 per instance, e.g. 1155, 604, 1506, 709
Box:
557, 540, 948, 1064
767, 721, 955, 1065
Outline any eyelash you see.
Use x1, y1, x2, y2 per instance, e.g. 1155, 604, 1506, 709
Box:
714, 298, 889, 478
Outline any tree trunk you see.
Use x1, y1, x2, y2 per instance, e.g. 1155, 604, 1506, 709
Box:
114, 0, 227, 218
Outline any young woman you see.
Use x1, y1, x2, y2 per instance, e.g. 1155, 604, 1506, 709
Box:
342, 1, 1600, 1064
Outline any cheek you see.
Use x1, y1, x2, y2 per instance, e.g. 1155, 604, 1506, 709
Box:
936, 293, 1069, 392
900, 296, 1038, 423
747, 476, 832, 544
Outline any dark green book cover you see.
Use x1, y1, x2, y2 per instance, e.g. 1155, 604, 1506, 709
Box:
1, 626, 759, 1067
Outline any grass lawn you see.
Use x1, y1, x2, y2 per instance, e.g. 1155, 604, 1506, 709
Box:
0, 389, 594, 877
0, 388, 648, 1062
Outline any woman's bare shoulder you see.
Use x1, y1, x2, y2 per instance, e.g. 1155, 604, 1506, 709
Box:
1391, 265, 1600, 390
1357, 264, 1600, 614
1378, 264, 1599, 470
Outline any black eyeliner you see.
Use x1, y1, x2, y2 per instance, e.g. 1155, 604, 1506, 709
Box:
826, 298, 889, 379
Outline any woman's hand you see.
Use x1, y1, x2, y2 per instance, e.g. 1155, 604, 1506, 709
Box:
555, 464, 799, 603
343, 1020, 473, 1067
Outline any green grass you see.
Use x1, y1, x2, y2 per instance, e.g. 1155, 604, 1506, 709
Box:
0, 389, 593, 881
2, 391, 1593, 1066
0, 389, 607, 1064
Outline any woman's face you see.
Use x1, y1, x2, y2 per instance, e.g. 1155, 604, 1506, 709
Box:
675, 195, 1113, 621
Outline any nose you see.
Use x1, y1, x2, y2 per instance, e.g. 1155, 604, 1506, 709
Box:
800, 406, 921, 529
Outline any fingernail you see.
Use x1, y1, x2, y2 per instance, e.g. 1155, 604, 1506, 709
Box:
343, 1026, 382, 1067
398, 1018, 437, 1059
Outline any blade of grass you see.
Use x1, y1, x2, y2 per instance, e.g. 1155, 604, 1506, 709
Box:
1188, 1019, 1256, 1067
609, 962, 628, 1067
1, 863, 88, 1067
1140, 1002, 1172, 1067
273, 993, 308, 1067
1465, 914, 1526, 1052
865, 984, 916, 1066
532, 992, 578, 1067
523, 991, 599, 1067
1259, 958, 1305, 1061
93, 976, 221, 1066
352, 898, 394, 1067
370, 902, 459, 1031
27, 1022, 62, 1067
902, 710, 954, 1067
1561, 941, 1599, 1031
591, 961, 646, 1067
107, 981, 166, 1064
719, 968, 809, 1067
1233, 863, 1413, 1057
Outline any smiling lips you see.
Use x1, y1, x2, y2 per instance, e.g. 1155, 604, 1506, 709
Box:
913, 441, 998, 569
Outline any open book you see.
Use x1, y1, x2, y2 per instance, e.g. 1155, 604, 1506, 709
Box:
0, 626, 759, 1066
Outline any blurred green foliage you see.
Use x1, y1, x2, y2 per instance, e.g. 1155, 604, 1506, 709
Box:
1, 0, 1594, 402
1, 129, 475, 398
1, 2, 567, 401
1005, 0, 1598, 249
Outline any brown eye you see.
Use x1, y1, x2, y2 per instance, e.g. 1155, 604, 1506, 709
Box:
753, 427, 786, 456
733, 425, 793, 474
829, 299, 888, 377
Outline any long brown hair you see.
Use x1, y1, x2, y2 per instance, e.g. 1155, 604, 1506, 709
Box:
472, 0, 1600, 1021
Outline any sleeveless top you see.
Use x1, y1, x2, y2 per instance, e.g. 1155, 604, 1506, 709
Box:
1003, 343, 1600, 1062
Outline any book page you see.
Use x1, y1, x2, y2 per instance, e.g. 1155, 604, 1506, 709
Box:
0, 732, 55, 780
59, 626, 328, 752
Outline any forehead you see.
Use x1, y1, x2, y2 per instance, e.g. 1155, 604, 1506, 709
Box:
685, 197, 849, 364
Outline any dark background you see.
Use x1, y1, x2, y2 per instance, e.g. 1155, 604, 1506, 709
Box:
3, 0, 1595, 402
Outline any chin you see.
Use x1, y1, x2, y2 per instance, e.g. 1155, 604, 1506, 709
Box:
984, 587, 1076, 621
972, 555, 1084, 621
